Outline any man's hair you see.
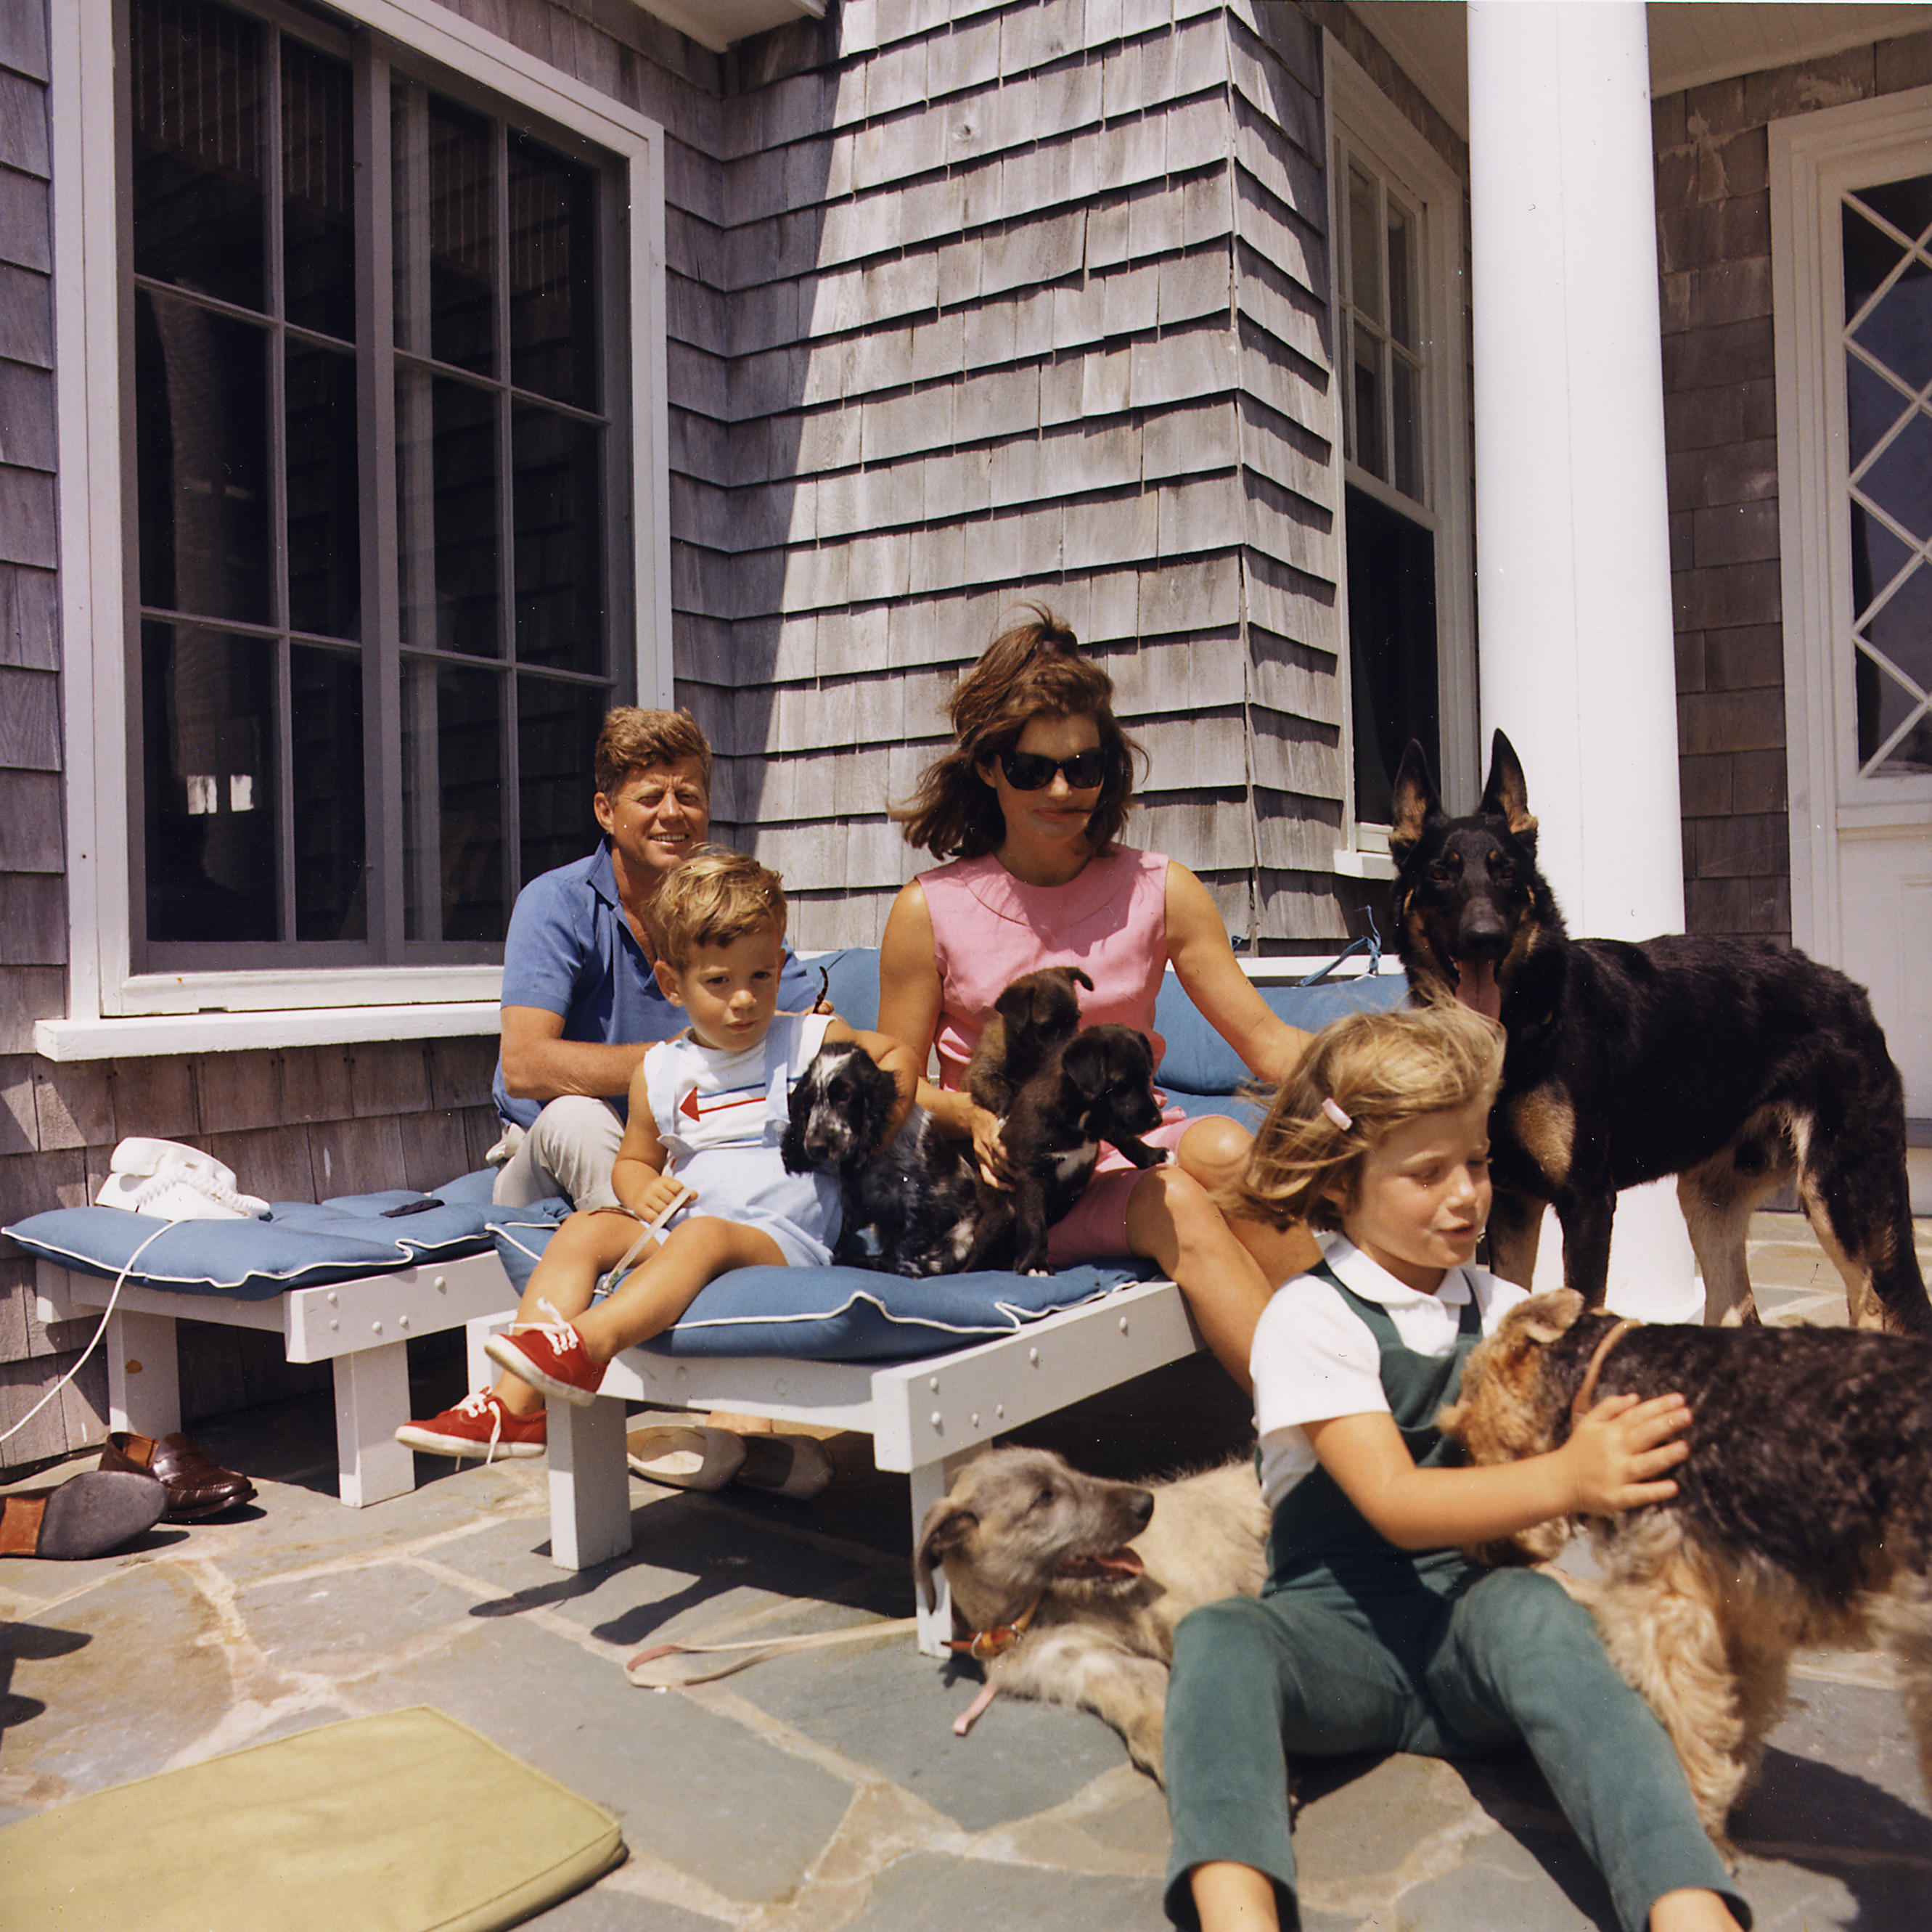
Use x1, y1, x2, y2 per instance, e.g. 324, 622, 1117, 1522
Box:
643, 846, 786, 970
594, 708, 713, 798
1222, 1002, 1505, 1232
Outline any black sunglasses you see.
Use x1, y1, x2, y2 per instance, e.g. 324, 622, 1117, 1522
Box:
996, 748, 1110, 790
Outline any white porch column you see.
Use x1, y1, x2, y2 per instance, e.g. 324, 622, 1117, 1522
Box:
1466, 0, 1700, 1321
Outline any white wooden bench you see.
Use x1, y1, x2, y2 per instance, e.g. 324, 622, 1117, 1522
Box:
34, 1249, 517, 1507
539, 1276, 1203, 1655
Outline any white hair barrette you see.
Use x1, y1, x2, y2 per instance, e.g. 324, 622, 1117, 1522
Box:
1321, 1097, 1354, 1131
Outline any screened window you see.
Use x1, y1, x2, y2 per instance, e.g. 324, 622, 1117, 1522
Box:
128, 0, 624, 971
1335, 135, 1444, 830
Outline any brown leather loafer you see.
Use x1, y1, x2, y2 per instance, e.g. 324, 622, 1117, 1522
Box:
0, 1470, 168, 1559
99, 1431, 255, 1520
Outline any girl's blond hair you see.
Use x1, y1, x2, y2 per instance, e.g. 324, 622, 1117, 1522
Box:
1224, 1003, 1505, 1232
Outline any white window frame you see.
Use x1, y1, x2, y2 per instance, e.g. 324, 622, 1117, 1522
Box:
1770, 85, 1932, 965
1322, 33, 1475, 880
41, 0, 672, 1060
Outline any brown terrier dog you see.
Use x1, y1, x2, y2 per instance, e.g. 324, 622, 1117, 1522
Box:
1438, 1288, 1932, 1862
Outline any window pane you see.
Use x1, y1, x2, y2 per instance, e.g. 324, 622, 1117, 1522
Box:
1345, 485, 1438, 825
282, 39, 355, 341
514, 404, 605, 673
1386, 195, 1415, 350
1391, 353, 1421, 502
142, 620, 279, 942
292, 644, 367, 938
392, 91, 498, 376
403, 660, 505, 941
131, 0, 265, 313
517, 676, 605, 886
287, 340, 360, 639
1348, 164, 1383, 326
1351, 320, 1385, 480
510, 136, 597, 406
396, 369, 501, 655
136, 289, 271, 626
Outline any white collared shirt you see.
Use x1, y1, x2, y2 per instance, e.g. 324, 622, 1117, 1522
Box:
1251, 1237, 1529, 1509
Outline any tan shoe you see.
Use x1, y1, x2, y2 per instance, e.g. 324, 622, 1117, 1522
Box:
625, 1426, 746, 1490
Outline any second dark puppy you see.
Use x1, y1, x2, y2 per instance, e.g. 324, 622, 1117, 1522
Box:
965, 967, 1168, 1274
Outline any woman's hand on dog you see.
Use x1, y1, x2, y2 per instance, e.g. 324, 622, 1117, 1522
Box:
1561, 1391, 1692, 1518
970, 1104, 1012, 1190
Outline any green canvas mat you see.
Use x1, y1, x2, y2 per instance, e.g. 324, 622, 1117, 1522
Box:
1, 1706, 625, 1931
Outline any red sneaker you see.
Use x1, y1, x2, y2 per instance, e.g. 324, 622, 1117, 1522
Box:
395, 1390, 547, 1462
485, 1314, 605, 1407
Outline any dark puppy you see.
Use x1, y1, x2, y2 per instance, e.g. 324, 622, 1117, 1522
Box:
782, 1041, 981, 1276
964, 965, 1092, 1116
1439, 1289, 1932, 1857
914, 1445, 1268, 1780
970, 1022, 1167, 1274
1391, 729, 1931, 1335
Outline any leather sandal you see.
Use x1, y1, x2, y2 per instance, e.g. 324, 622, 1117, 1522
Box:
0, 1470, 168, 1559
99, 1430, 255, 1521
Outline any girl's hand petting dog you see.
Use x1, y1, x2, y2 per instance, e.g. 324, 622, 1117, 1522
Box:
1560, 1391, 1692, 1518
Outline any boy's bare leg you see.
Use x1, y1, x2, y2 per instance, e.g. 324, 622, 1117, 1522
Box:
493, 1210, 657, 1417
570, 1217, 788, 1362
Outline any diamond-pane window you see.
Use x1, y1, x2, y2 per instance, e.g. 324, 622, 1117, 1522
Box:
1843, 173, 1932, 777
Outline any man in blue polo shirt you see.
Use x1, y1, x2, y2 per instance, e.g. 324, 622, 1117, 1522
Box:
489, 707, 816, 1211
399, 709, 820, 1468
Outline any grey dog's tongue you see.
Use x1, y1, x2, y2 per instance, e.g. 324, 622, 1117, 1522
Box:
1455, 959, 1502, 1020
1060, 1549, 1145, 1579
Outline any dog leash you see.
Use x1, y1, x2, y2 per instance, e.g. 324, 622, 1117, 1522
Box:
624, 1616, 920, 1687
589, 1184, 695, 1296
1571, 1316, 1644, 1421
942, 1595, 1045, 1736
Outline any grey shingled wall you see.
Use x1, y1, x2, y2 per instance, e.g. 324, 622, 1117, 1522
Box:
668, 0, 1353, 950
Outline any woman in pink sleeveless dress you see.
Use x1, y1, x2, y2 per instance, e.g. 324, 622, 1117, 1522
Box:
878, 609, 1319, 1388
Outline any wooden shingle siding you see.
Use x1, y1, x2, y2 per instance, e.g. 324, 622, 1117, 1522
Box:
1654, 24, 1932, 941
668, 3, 1354, 949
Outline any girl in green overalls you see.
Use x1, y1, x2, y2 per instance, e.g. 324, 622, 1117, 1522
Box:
1163, 1003, 1748, 1932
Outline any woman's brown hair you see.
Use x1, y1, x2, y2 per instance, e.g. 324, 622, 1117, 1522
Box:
893, 605, 1145, 859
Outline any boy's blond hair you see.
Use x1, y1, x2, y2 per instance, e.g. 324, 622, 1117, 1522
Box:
1224, 1003, 1505, 1232
644, 846, 785, 970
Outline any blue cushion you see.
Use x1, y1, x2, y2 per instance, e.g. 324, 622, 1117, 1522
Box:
809, 946, 882, 1032
1153, 970, 1409, 1097
488, 1201, 1146, 1362
4, 1172, 500, 1302
644, 1259, 1147, 1362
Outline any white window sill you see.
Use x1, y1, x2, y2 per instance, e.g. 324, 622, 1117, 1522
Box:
34, 1003, 501, 1063
1331, 848, 1398, 880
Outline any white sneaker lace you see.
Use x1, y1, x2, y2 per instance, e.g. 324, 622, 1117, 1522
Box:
451, 1388, 507, 1464
507, 1298, 578, 1348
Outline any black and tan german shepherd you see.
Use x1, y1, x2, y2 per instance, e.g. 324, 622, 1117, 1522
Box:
1388, 729, 1931, 1336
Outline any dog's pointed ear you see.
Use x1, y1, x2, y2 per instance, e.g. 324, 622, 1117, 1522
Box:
1388, 742, 1442, 864
1514, 1287, 1585, 1343
914, 1497, 976, 1612
1481, 732, 1538, 846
